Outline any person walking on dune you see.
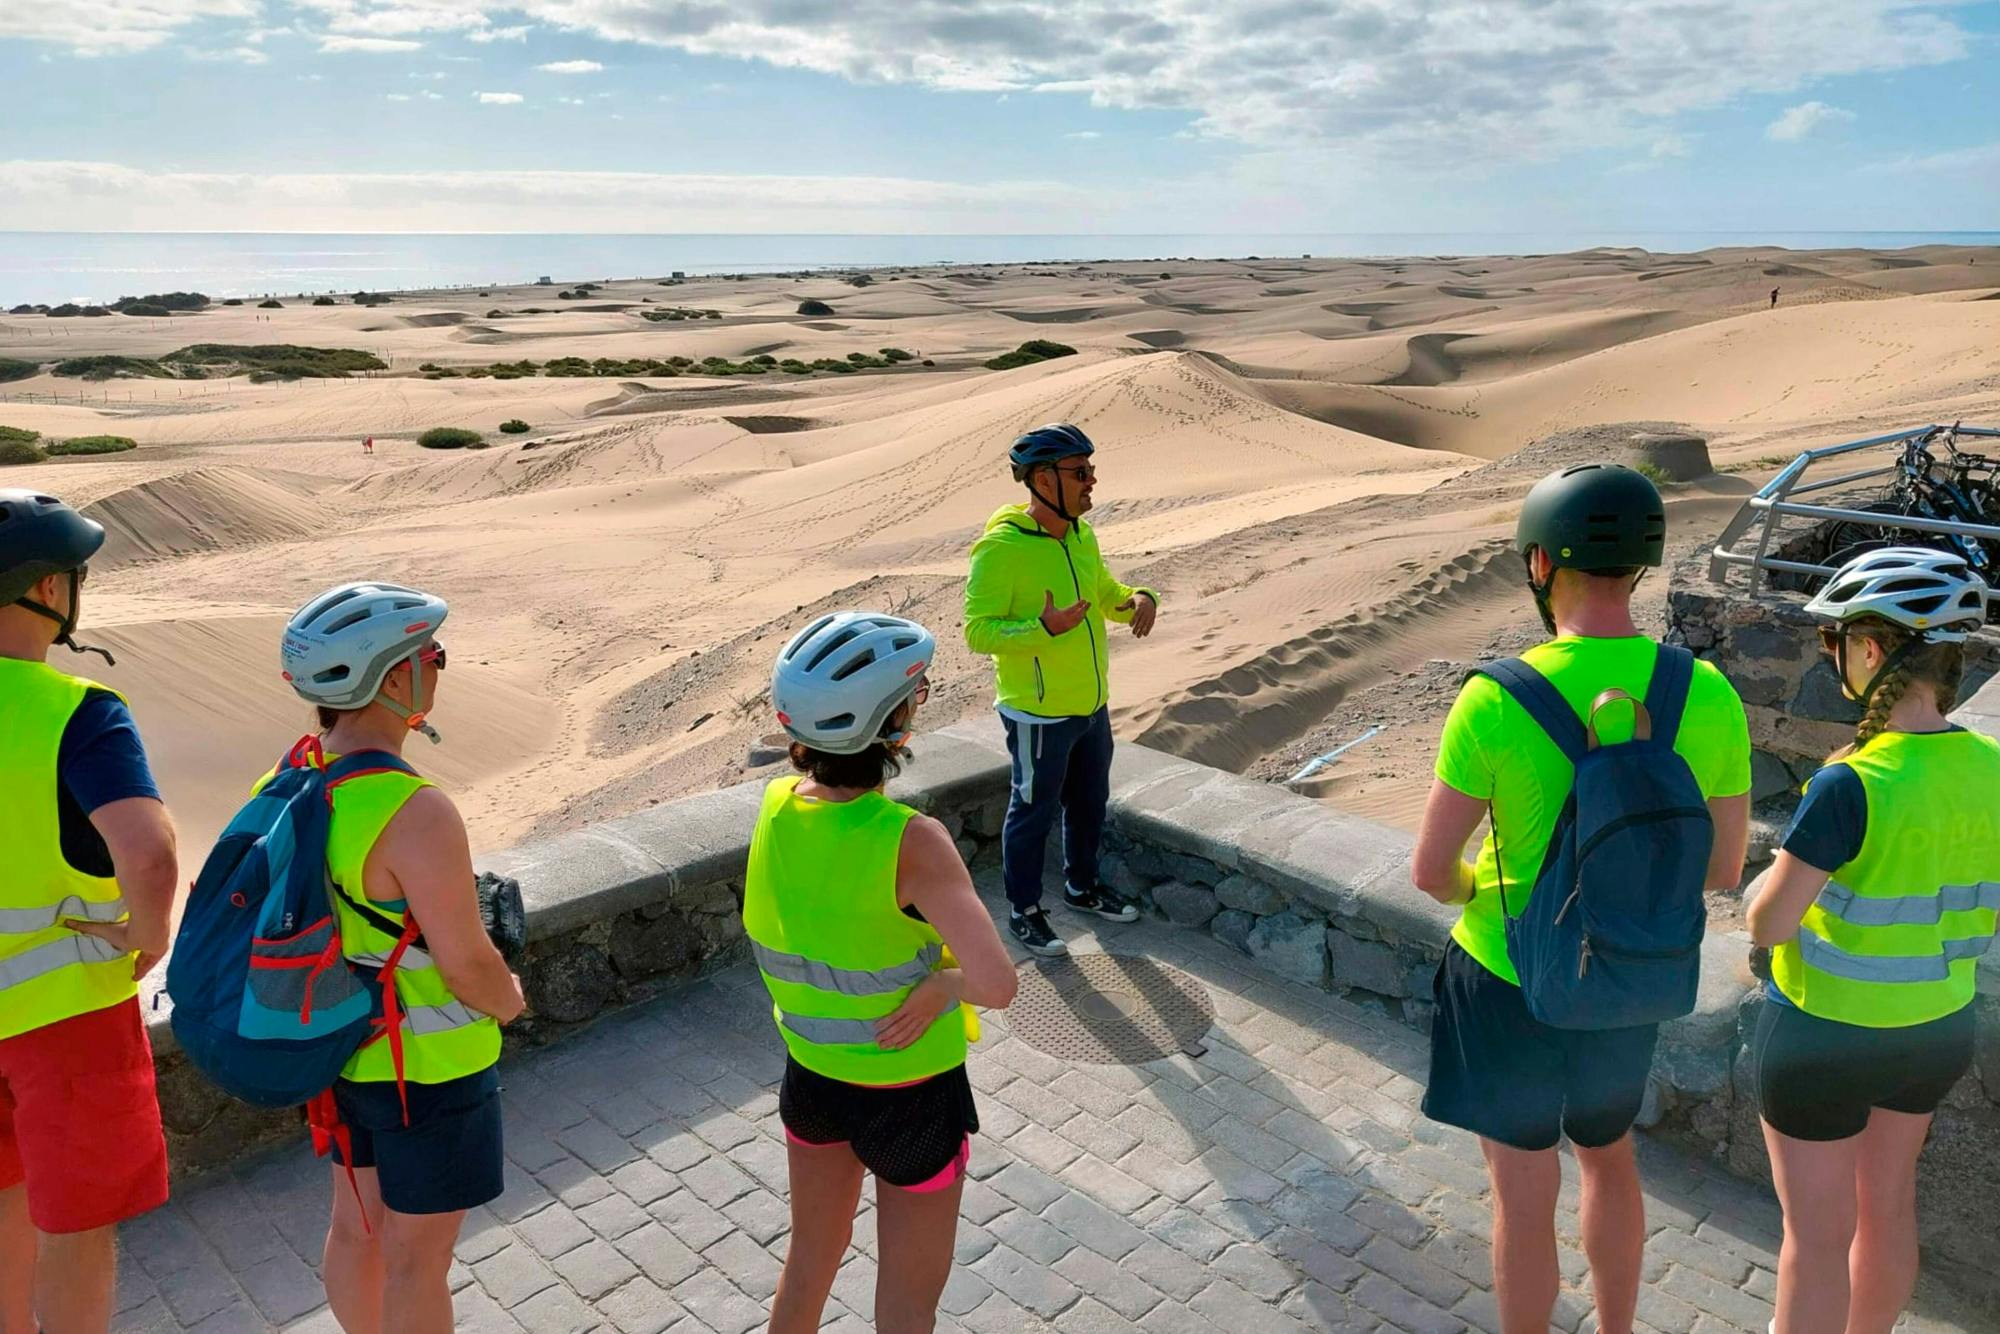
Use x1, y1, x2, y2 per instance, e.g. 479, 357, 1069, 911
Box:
0, 490, 180, 1334
363, 436, 374, 457
963, 423, 1160, 957
1410, 464, 1752, 1334
1771, 287, 1780, 309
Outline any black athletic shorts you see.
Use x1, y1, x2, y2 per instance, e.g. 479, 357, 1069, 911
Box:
779, 1057, 978, 1191
328, 1065, 504, 1215
1423, 942, 1660, 1151
1754, 996, 1976, 1142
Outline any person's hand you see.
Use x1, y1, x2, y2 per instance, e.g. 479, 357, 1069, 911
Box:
1117, 592, 1158, 638
64, 916, 170, 982
1747, 945, 1773, 982
497, 973, 528, 1025
1040, 590, 1091, 636
874, 972, 962, 1050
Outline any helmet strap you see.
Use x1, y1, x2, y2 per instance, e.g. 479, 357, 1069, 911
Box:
376, 649, 441, 743
1027, 468, 1078, 525
1524, 553, 1557, 636
1840, 633, 1921, 713
13, 571, 116, 667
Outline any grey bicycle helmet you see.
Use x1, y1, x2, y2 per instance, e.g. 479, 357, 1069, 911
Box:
282, 582, 449, 741
1806, 547, 1987, 642
772, 612, 933, 755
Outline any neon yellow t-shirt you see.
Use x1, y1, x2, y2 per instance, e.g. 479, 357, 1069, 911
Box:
1434, 636, 1751, 985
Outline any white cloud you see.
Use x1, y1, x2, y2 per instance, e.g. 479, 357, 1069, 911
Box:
538, 59, 603, 74
1065, 130, 1101, 140
1651, 133, 1694, 159
1862, 141, 2000, 175
1, 1, 257, 55
188, 45, 269, 64
556, 95, 585, 105
474, 90, 523, 104
386, 92, 410, 99
319, 35, 423, 53
422, 89, 443, 99
466, 23, 529, 43
1766, 101, 1857, 141
0, 160, 1095, 233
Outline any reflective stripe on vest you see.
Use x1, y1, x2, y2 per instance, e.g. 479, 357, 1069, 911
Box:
753, 940, 941, 997
1814, 879, 2000, 928
0, 931, 126, 990
781, 1000, 961, 1046
0, 894, 128, 934
1796, 924, 1994, 984
0, 660, 139, 1041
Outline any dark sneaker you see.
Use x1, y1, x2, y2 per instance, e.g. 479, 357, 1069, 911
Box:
1064, 884, 1139, 923
1010, 908, 1068, 956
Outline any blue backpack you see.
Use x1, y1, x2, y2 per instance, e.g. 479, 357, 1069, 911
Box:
1471, 644, 1713, 1030
166, 738, 422, 1107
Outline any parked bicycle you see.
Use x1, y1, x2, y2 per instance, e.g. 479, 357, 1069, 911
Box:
1822, 422, 2000, 600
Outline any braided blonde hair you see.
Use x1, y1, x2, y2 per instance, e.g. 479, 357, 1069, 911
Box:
1827, 616, 1967, 761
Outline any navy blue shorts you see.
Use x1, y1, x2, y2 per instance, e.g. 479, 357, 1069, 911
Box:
1423, 942, 1659, 1151
330, 1066, 503, 1215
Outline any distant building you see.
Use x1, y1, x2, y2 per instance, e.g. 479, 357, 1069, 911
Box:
535, 276, 554, 286
672, 270, 686, 279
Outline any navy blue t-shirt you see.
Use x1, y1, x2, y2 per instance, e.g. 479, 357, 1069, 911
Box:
56, 690, 162, 876
1779, 763, 1869, 874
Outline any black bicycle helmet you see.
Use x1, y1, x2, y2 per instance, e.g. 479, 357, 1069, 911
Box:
0, 488, 113, 664
1516, 463, 1666, 571
0, 489, 104, 605
1009, 423, 1094, 482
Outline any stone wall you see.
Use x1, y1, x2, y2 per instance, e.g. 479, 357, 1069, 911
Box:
143, 711, 2000, 1292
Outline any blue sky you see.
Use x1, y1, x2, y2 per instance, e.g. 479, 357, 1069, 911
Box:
1, 1, 1996, 232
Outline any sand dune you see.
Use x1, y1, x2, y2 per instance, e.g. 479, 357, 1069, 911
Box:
2, 244, 1997, 852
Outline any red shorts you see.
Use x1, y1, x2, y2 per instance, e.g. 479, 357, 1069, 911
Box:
0, 998, 169, 1233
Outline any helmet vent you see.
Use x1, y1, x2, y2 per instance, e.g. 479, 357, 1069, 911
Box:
803, 625, 864, 672
829, 651, 875, 681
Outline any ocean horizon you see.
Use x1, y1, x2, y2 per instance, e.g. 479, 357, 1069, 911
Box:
4, 230, 1997, 309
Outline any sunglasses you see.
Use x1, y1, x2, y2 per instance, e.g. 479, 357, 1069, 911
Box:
418, 642, 448, 670
1051, 463, 1096, 482
911, 676, 931, 705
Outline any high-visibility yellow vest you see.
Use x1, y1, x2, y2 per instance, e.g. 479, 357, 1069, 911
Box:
1773, 729, 2000, 1027
0, 659, 139, 1041
743, 776, 969, 1083
316, 762, 501, 1083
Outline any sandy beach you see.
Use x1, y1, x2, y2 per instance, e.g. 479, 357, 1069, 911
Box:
3, 246, 1998, 859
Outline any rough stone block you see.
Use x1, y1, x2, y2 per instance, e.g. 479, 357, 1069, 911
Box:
1154, 881, 1220, 928
1212, 909, 1256, 953
1215, 874, 1288, 915
1792, 660, 1865, 724
1326, 929, 1406, 997
606, 912, 701, 980
527, 941, 620, 1023
1654, 938, 1753, 1097
1246, 911, 1328, 987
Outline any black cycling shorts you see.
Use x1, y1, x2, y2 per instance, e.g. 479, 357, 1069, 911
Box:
1754, 996, 1975, 1142
779, 1057, 978, 1190
1423, 942, 1660, 1151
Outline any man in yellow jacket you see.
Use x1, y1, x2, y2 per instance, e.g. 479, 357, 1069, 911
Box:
964, 425, 1159, 955
0, 490, 179, 1334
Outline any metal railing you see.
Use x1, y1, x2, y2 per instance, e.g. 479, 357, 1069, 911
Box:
1708, 424, 2000, 592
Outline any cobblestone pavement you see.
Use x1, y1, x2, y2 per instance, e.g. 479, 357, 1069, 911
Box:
113, 899, 1984, 1333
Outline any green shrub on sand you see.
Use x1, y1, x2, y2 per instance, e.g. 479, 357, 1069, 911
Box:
796, 299, 835, 316
984, 339, 1078, 371
164, 345, 388, 379
0, 425, 40, 444
52, 355, 172, 380
312, 296, 337, 306
120, 303, 174, 318
0, 439, 47, 466
259, 299, 283, 309
499, 419, 531, 434
46, 436, 137, 456
880, 347, 913, 362
0, 359, 37, 383
417, 427, 483, 450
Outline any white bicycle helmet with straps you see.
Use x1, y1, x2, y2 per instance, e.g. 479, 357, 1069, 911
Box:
282, 582, 449, 740
773, 611, 933, 755
1806, 547, 1989, 642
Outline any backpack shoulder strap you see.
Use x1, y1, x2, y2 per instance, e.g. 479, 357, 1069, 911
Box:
1643, 644, 1696, 747
1469, 658, 1587, 763
323, 749, 418, 788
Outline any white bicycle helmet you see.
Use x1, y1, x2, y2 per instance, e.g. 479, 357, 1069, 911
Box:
282, 582, 449, 739
1806, 547, 1989, 642
773, 612, 934, 755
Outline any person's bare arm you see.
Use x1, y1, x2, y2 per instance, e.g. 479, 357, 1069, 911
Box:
1411, 780, 1488, 906
1746, 851, 1834, 948
64, 796, 179, 980
876, 816, 1018, 1050
374, 788, 525, 1024
1706, 793, 1751, 892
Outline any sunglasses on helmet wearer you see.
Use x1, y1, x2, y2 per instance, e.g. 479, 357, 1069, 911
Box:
1050, 462, 1096, 483
418, 641, 447, 670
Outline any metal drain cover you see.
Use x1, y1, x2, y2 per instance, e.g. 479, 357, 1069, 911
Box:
1008, 953, 1215, 1065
